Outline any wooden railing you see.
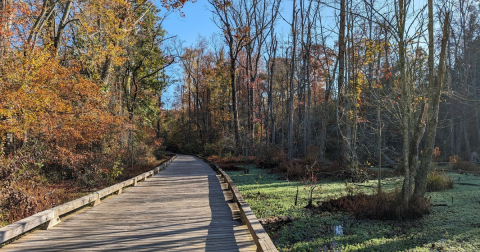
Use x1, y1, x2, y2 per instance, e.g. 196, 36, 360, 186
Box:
0, 155, 176, 244
199, 157, 278, 252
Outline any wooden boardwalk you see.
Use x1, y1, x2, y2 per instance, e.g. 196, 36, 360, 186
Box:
2, 155, 256, 251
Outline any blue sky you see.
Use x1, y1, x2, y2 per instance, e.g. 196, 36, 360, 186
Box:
158, 0, 296, 108
162, 1, 219, 48
161, 1, 295, 46
156, 0, 428, 109
160, 1, 219, 108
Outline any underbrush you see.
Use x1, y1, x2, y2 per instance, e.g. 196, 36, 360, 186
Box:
255, 147, 287, 168
272, 160, 305, 180
208, 154, 254, 164
451, 161, 480, 172
0, 147, 168, 227
449, 155, 480, 172
216, 163, 247, 172
317, 191, 430, 220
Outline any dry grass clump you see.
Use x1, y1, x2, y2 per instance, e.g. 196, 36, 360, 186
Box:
317, 190, 430, 220
448, 155, 479, 172
270, 160, 358, 181
217, 163, 245, 171
272, 160, 306, 180
451, 161, 480, 172
317, 162, 352, 179
255, 147, 287, 168
427, 169, 453, 192
208, 155, 247, 164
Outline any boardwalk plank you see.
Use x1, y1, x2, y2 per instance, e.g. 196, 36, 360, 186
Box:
2, 155, 256, 251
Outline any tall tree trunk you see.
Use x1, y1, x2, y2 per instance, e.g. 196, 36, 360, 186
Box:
377, 108, 382, 193
450, 123, 456, 156
414, 11, 450, 198
229, 56, 241, 151
288, 0, 297, 160
475, 49, 480, 147
462, 117, 471, 157
337, 0, 347, 168
53, 0, 73, 57
267, 38, 277, 147
397, 0, 412, 206
101, 56, 113, 85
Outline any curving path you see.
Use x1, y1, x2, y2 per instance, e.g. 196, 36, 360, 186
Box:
2, 155, 256, 251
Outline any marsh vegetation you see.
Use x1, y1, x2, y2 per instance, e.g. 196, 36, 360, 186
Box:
226, 165, 480, 251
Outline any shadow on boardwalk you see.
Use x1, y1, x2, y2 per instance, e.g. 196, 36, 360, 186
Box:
2, 155, 256, 251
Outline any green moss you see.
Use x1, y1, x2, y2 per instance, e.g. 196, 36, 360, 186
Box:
227, 167, 480, 251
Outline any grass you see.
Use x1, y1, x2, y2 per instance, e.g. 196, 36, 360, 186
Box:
227, 165, 480, 251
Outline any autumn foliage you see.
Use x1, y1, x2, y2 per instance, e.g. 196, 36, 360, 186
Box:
0, 0, 189, 226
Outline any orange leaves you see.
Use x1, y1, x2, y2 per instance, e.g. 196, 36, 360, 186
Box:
215, 0, 232, 9
0, 48, 118, 147
233, 26, 251, 44
161, 0, 193, 10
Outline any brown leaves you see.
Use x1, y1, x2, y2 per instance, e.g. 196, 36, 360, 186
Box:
216, 0, 232, 9
233, 26, 251, 43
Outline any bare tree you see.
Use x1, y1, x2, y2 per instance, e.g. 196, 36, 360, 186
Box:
414, 6, 450, 198
209, 0, 253, 151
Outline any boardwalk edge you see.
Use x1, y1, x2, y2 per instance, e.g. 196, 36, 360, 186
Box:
197, 156, 279, 252
0, 155, 177, 245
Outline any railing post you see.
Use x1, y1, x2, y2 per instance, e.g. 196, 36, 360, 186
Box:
117, 184, 123, 195
42, 211, 61, 230
92, 192, 101, 207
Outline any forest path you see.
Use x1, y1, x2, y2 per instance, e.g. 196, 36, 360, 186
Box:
2, 154, 256, 251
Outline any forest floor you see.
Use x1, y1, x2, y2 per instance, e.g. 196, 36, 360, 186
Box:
226, 165, 480, 251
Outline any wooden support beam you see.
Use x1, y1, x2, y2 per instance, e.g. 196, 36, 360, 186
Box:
42, 216, 61, 230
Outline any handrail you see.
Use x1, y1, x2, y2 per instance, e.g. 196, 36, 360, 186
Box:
0, 155, 177, 244
198, 156, 278, 252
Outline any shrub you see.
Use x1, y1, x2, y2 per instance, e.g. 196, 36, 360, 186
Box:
255, 147, 286, 168
449, 155, 462, 163
303, 144, 319, 165
318, 162, 339, 175
1, 187, 42, 224
316, 162, 362, 180
317, 190, 430, 220
208, 154, 246, 164
202, 143, 217, 157
448, 155, 479, 171
0, 150, 70, 225
134, 141, 157, 166
208, 155, 222, 163
451, 161, 480, 172
218, 163, 245, 172
427, 169, 453, 192
278, 160, 305, 180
